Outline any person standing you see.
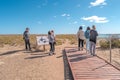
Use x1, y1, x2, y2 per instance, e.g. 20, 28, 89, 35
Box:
77, 26, 85, 51
89, 25, 98, 56
85, 26, 90, 54
48, 30, 56, 55
51, 30, 56, 54
23, 27, 31, 51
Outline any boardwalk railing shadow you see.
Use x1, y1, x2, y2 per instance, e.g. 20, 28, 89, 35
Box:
69, 55, 93, 62
68, 54, 83, 57
65, 48, 93, 62
62, 50, 73, 80
92, 63, 108, 71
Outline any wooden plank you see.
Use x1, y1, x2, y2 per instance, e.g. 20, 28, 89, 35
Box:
64, 47, 120, 80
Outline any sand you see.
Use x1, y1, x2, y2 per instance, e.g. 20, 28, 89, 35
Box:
0, 44, 66, 80
1, 39, 120, 80
96, 48, 120, 69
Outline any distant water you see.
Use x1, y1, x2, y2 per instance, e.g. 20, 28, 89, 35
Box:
98, 34, 120, 38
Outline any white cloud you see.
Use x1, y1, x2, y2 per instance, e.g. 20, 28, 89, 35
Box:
67, 14, 70, 17
67, 17, 71, 20
69, 21, 78, 25
61, 13, 71, 20
73, 21, 78, 24
53, 16, 57, 18
81, 16, 109, 23
61, 14, 66, 17
90, 0, 107, 7
61, 14, 70, 17
37, 0, 48, 8
38, 21, 42, 24
81, 25, 85, 27
76, 4, 81, 7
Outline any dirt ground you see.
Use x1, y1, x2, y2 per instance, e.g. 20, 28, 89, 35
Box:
1, 40, 120, 80
0, 44, 67, 80
0, 39, 75, 80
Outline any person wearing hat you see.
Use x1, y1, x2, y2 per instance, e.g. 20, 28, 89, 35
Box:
23, 27, 31, 51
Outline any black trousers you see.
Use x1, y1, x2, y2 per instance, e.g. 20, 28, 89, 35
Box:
24, 39, 31, 50
49, 42, 55, 52
78, 39, 84, 48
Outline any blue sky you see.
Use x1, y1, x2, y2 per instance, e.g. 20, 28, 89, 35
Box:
0, 0, 120, 34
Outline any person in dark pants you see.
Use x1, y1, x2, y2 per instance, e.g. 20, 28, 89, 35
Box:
23, 27, 31, 51
77, 26, 85, 51
48, 30, 56, 55
78, 39, 84, 50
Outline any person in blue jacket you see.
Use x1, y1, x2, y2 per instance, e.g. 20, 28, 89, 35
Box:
85, 26, 90, 54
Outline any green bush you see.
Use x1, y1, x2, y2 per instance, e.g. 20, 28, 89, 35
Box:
99, 40, 109, 49
56, 39, 63, 45
111, 39, 120, 48
100, 38, 120, 49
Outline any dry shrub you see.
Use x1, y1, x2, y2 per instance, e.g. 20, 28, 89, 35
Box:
100, 38, 120, 49
0, 34, 78, 47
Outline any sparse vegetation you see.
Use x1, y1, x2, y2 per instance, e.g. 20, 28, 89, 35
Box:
99, 40, 109, 49
99, 38, 120, 49
0, 35, 23, 47
0, 34, 77, 47
56, 34, 77, 45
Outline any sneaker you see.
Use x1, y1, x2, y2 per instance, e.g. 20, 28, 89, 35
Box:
87, 50, 90, 54
49, 53, 52, 56
53, 52, 56, 55
81, 48, 83, 51
25, 49, 28, 51
29, 49, 32, 51
49, 51, 52, 56
93, 54, 96, 56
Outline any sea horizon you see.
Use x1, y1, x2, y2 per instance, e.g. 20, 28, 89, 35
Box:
1, 33, 120, 38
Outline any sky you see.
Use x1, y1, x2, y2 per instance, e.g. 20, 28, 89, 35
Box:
0, 0, 120, 34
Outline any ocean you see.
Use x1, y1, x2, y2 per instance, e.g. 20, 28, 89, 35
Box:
98, 34, 120, 38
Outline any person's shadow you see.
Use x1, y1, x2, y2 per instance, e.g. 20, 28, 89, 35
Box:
0, 50, 24, 56
24, 50, 50, 59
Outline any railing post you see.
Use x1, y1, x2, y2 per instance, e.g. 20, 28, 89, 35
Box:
110, 35, 112, 63
119, 50, 120, 57
43, 45, 45, 51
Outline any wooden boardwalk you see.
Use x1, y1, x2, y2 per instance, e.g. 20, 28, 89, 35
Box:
64, 47, 120, 80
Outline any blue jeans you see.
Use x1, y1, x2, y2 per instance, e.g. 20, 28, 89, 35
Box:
86, 39, 90, 51
90, 41, 96, 55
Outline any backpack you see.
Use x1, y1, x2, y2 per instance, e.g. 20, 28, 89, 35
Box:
89, 30, 98, 43
85, 30, 90, 39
